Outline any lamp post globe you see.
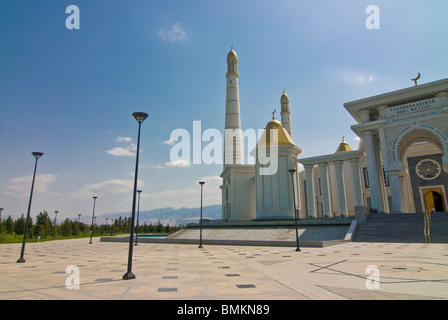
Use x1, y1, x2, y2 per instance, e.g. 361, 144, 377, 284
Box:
132, 112, 149, 123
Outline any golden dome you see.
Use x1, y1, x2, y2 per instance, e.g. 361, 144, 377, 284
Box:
335, 138, 353, 153
227, 49, 238, 63
257, 119, 295, 147
281, 91, 289, 104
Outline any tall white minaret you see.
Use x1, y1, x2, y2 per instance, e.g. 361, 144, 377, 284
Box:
280, 89, 292, 138
224, 45, 243, 165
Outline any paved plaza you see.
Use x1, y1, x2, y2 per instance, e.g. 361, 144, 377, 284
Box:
1, 237, 448, 300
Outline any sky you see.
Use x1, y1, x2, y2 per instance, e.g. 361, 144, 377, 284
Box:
1, 0, 447, 222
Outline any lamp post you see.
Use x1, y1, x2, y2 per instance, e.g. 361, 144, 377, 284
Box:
52, 211, 58, 240
135, 190, 142, 246
288, 169, 301, 252
198, 181, 205, 248
89, 196, 97, 244
123, 111, 148, 280
77, 214, 81, 238
17, 151, 44, 263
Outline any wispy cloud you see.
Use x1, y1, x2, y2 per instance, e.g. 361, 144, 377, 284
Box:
159, 22, 188, 42
143, 176, 221, 209
5, 174, 59, 197
165, 159, 191, 168
106, 137, 136, 157
337, 70, 376, 86
163, 139, 176, 146
70, 179, 144, 199
116, 137, 132, 143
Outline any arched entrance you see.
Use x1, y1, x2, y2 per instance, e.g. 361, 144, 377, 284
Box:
422, 188, 447, 212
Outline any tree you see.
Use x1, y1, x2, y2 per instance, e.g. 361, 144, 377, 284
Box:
34, 211, 52, 238
156, 221, 164, 233
13, 214, 26, 235
60, 218, 72, 237
4, 215, 14, 234
164, 224, 171, 233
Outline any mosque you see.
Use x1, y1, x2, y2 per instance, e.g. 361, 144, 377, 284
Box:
219, 47, 448, 222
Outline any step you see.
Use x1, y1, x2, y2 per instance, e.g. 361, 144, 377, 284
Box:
353, 212, 448, 243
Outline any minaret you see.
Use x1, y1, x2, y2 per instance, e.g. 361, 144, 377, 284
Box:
224, 45, 243, 165
280, 89, 292, 138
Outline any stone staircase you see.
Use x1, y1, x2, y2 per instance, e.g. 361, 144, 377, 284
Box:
353, 212, 448, 243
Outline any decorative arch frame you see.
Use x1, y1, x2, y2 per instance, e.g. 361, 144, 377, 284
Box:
391, 123, 448, 165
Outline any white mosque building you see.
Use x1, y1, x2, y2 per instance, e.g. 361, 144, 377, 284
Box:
219, 47, 448, 222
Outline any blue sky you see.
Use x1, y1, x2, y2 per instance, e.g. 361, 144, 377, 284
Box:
1, 0, 447, 222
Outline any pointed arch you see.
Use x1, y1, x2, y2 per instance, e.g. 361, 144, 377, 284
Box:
391, 124, 448, 163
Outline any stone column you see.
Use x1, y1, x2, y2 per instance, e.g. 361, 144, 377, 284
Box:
317, 162, 331, 217
387, 170, 403, 213
304, 164, 315, 218
348, 158, 362, 206
361, 130, 385, 211
333, 160, 347, 217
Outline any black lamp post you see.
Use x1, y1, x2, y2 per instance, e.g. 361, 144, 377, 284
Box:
89, 196, 97, 244
135, 190, 142, 246
123, 111, 148, 280
77, 214, 81, 238
17, 151, 44, 263
198, 181, 205, 248
52, 210, 58, 240
288, 169, 301, 252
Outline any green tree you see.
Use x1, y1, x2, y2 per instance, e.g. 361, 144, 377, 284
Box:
13, 214, 26, 235
156, 221, 163, 233
4, 215, 15, 234
34, 211, 52, 238
164, 224, 171, 233
60, 218, 72, 237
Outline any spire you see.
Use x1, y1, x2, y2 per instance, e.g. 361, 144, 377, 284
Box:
224, 46, 243, 165
280, 89, 292, 138
226, 45, 238, 77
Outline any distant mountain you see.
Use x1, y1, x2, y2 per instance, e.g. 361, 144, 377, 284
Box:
97, 204, 222, 226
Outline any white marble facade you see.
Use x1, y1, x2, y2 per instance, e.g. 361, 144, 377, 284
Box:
220, 46, 448, 220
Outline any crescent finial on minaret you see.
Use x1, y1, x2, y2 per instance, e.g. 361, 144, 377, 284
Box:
272, 108, 276, 120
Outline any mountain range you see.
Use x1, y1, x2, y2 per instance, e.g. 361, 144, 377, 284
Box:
96, 204, 222, 226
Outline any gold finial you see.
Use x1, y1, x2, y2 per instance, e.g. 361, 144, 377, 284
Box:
231, 43, 234, 51
342, 136, 345, 142
283, 88, 286, 94
272, 108, 276, 120
411, 72, 420, 86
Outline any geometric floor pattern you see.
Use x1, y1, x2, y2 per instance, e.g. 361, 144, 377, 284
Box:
1, 238, 448, 300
